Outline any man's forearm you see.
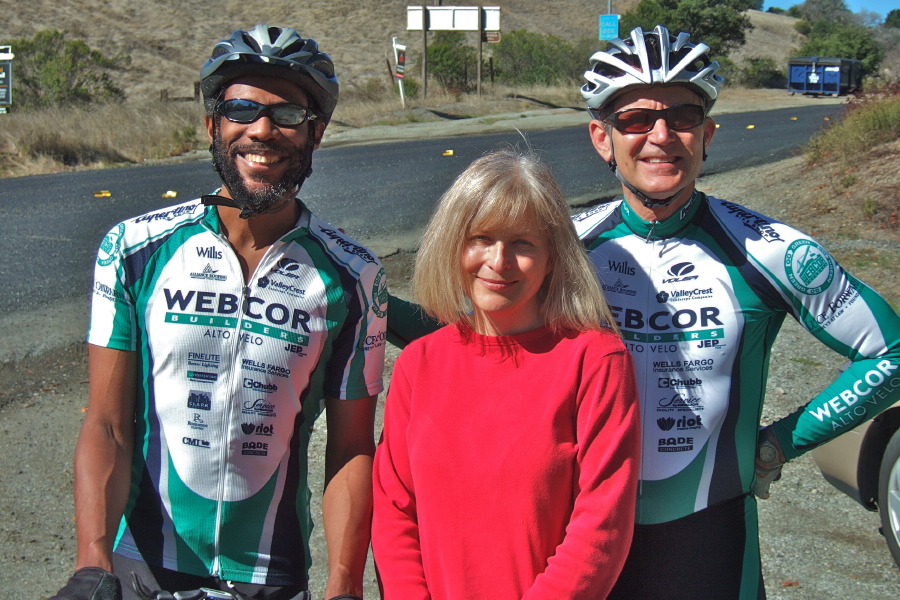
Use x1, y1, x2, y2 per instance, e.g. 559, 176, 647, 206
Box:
72, 420, 133, 571
322, 453, 374, 598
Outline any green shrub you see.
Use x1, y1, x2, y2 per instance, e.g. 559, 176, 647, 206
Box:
794, 20, 811, 35
491, 30, 592, 87
6, 29, 128, 108
428, 31, 477, 94
739, 57, 786, 88
716, 57, 740, 87
396, 76, 420, 99
806, 80, 900, 164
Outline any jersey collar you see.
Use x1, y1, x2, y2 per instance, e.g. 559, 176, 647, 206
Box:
201, 192, 311, 239
620, 190, 704, 240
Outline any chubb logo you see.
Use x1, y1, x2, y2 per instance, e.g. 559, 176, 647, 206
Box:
662, 262, 699, 284
243, 378, 277, 393
659, 377, 703, 388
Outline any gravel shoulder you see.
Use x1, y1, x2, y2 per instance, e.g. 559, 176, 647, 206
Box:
3, 90, 899, 599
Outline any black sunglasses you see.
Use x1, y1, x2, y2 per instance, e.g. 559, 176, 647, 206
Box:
216, 99, 317, 127
604, 104, 706, 134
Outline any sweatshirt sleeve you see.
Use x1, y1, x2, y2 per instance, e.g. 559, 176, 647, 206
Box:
524, 344, 641, 600
386, 295, 442, 349
371, 350, 431, 599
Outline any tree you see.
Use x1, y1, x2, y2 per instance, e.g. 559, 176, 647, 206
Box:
8, 30, 128, 108
886, 9, 900, 28
798, 20, 885, 75
427, 31, 477, 93
799, 0, 853, 25
620, 0, 754, 57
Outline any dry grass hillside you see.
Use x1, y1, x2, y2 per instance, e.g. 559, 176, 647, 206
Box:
1, 0, 640, 102
0, 3, 808, 104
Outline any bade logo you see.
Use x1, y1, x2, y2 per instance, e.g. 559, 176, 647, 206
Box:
657, 417, 676, 431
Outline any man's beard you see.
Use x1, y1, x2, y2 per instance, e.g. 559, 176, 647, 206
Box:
211, 128, 313, 217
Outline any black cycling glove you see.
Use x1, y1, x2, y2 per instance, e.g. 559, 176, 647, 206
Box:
50, 567, 122, 600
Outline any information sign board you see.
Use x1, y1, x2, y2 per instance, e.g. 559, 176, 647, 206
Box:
0, 62, 11, 106
408, 6, 500, 31
599, 14, 620, 41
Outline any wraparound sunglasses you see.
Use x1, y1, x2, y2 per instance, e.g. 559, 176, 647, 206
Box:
216, 99, 318, 127
604, 104, 706, 134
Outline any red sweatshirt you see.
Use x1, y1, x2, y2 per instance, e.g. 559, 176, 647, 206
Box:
372, 323, 641, 600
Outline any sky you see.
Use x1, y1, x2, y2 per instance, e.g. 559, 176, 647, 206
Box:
761, 0, 895, 19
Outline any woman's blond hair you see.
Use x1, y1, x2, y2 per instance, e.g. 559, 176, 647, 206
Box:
413, 148, 617, 335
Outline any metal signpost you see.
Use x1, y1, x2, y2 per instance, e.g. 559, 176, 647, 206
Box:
0, 46, 13, 114
393, 37, 407, 108
407, 5, 500, 99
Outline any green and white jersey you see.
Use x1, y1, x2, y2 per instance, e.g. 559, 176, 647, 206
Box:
89, 199, 387, 585
574, 192, 900, 525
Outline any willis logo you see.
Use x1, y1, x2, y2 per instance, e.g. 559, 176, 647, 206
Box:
197, 246, 223, 259
608, 260, 635, 276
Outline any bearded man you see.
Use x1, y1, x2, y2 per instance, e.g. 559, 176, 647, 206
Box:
51, 25, 386, 600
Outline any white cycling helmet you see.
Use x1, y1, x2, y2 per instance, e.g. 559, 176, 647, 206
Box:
201, 25, 339, 124
582, 25, 722, 117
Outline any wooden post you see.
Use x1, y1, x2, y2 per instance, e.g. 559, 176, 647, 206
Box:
421, 5, 428, 99
477, 5, 483, 100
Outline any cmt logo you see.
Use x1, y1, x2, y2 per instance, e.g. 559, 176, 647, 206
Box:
662, 262, 699, 284
182, 437, 210, 448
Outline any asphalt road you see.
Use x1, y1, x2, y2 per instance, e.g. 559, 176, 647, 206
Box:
0, 104, 841, 321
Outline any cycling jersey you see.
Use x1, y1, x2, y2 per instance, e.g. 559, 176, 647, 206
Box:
89, 199, 387, 586
573, 191, 900, 525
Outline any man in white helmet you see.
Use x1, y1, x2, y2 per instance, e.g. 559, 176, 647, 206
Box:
574, 25, 900, 598
51, 25, 386, 600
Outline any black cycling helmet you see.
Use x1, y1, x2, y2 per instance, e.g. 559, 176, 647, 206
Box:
582, 25, 722, 119
200, 25, 339, 124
